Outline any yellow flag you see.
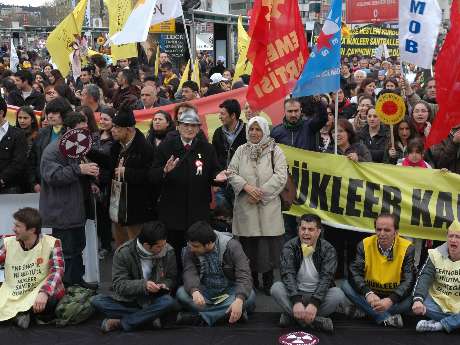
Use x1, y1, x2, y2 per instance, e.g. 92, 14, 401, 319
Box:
233, 16, 252, 85
191, 58, 200, 88
342, 22, 351, 38
46, 0, 88, 76
178, 60, 190, 90
104, 0, 138, 62
154, 44, 160, 77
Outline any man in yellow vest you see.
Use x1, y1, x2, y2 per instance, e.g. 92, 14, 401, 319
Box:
412, 221, 460, 333
342, 213, 416, 328
0, 208, 65, 329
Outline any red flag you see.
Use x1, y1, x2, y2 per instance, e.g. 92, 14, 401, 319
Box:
247, 0, 309, 110
426, 0, 460, 148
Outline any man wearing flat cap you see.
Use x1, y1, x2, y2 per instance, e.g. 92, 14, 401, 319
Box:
412, 220, 460, 333
88, 103, 155, 248
150, 108, 227, 272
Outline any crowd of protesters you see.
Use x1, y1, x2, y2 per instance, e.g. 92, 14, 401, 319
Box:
1, 47, 460, 334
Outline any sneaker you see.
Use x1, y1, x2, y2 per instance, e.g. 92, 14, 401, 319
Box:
100, 318, 121, 333
416, 320, 443, 332
152, 317, 162, 329
312, 316, 334, 333
14, 312, 30, 329
176, 312, 206, 326
382, 314, 403, 328
279, 313, 293, 327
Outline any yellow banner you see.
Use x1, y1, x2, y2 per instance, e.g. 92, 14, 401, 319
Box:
281, 145, 459, 241
233, 16, 252, 85
150, 19, 176, 33
46, 0, 88, 76
104, 0, 138, 62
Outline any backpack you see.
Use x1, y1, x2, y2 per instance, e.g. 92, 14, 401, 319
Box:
53, 286, 96, 327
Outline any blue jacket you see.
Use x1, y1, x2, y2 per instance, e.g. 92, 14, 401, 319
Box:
270, 102, 328, 151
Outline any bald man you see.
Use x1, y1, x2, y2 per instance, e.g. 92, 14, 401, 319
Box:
412, 221, 460, 333
138, 85, 171, 110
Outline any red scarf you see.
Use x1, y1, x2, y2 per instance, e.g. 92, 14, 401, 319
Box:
402, 157, 428, 168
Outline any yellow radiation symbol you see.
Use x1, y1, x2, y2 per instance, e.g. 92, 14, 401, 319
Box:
375, 93, 406, 125
97, 36, 106, 46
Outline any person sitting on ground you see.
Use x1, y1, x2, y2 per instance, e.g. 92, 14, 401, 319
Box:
342, 213, 416, 328
176, 221, 255, 326
271, 214, 346, 333
0, 208, 65, 329
91, 221, 177, 332
412, 221, 460, 333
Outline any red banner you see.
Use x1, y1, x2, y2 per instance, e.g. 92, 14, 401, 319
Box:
346, 0, 398, 24
8, 88, 285, 139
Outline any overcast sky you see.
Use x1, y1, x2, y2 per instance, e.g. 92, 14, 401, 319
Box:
1, 0, 49, 6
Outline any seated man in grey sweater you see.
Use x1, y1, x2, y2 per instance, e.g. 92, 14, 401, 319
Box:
91, 221, 177, 332
271, 214, 346, 333
176, 221, 255, 326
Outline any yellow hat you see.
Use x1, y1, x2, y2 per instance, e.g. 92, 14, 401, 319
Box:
448, 220, 460, 233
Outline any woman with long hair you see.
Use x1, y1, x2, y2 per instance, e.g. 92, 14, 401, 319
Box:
146, 110, 175, 149
384, 118, 418, 164
15, 106, 39, 154
357, 106, 389, 163
409, 100, 433, 142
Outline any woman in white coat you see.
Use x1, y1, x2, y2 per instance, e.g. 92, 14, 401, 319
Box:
228, 116, 287, 295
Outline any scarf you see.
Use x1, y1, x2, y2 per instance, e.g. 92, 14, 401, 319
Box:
246, 116, 274, 161
402, 157, 428, 168
283, 116, 303, 131
301, 243, 315, 257
136, 239, 168, 260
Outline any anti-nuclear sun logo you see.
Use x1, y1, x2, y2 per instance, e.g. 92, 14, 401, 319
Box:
262, 0, 285, 21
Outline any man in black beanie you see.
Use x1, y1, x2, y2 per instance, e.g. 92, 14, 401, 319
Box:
88, 102, 155, 248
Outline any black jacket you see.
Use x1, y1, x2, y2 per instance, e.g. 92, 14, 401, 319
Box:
280, 237, 338, 308
348, 238, 416, 303
29, 126, 66, 187
358, 125, 389, 163
150, 135, 221, 231
7, 88, 45, 111
212, 121, 247, 168
88, 129, 155, 225
0, 125, 27, 191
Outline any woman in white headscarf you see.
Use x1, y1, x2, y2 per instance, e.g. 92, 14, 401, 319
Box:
227, 116, 288, 295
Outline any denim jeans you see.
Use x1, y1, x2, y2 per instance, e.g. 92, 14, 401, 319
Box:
176, 286, 256, 326
341, 280, 412, 323
271, 281, 346, 318
52, 227, 86, 285
423, 295, 460, 333
91, 294, 176, 331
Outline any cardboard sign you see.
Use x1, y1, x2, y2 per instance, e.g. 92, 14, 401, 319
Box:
59, 128, 92, 159
375, 93, 406, 125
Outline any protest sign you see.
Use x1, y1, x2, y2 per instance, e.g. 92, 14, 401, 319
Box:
281, 145, 459, 241
341, 25, 399, 57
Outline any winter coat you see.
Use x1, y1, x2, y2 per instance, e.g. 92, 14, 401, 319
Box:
357, 125, 389, 163
150, 135, 222, 231
39, 140, 87, 229
0, 125, 27, 191
87, 129, 155, 225
7, 89, 45, 110
112, 239, 177, 306
327, 142, 372, 162
212, 121, 247, 168
429, 126, 460, 173
280, 238, 338, 307
270, 102, 328, 151
228, 142, 287, 237
182, 231, 253, 300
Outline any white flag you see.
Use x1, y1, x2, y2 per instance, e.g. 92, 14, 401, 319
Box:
9, 39, 19, 73
110, 0, 159, 45
151, 0, 183, 26
399, 0, 441, 69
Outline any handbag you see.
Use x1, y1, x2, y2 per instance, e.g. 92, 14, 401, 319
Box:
109, 161, 128, 224
271, 149, 296, 211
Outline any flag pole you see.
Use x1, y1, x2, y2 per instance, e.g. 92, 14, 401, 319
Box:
182, 14, 194, 72
334, 91, 339, 154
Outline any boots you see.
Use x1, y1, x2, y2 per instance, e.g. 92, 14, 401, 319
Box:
262, 270, 274, 296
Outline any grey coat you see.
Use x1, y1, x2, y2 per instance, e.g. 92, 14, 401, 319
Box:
112, 239, 177, 306
182, 231, 253, 300
39, 140, 87, 229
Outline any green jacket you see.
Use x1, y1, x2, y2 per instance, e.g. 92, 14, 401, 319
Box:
112, 239, 177, 306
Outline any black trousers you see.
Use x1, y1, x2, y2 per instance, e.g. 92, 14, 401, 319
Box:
166, 229, 186, 278
52, 226, 86, 286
